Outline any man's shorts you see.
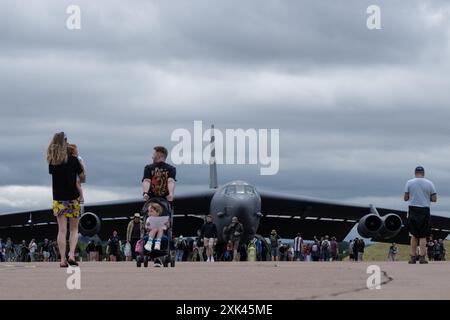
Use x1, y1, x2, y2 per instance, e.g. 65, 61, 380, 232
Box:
52, 199, 81, 218
42, 251, 50, 259
204, 238, 215, 248
407, 206, 431, 238
271, 248, 278, 257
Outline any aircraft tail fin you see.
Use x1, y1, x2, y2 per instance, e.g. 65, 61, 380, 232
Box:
209, 124, 218, 189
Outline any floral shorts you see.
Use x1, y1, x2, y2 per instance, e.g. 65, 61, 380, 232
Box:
52, 199, 81, 218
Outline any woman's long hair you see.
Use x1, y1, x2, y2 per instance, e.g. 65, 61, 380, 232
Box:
46, 132, 68, 165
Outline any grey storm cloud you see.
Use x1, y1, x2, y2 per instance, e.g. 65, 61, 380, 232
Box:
1, 0, 450, 215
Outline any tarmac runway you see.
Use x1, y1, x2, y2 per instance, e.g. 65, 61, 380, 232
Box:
0, 261, 449, 300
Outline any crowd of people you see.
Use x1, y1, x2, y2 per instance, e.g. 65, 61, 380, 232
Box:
0, 237, 79, 262
1, 135, 447, 266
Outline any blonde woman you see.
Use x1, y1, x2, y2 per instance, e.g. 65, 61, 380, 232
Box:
47, 132, 85, 267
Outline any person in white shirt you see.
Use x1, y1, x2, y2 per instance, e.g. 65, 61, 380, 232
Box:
28, 239, 37, 262
404, 166, 437, 264
293, 233, 304, 261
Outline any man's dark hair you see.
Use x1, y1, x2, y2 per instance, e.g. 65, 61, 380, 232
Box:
154, 146, 168, 158
415, 166, 425, 173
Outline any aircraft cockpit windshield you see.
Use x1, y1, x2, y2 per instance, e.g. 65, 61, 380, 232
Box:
224, 185, 255, 195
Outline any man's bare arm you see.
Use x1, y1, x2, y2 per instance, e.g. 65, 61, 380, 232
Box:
142, 179, 151, 193
404, 192, 409, 202
142, 179, 151, 201
431, 193, 437, 202
167, 178, 175, 201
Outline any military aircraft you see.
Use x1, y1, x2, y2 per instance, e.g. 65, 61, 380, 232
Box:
1, 127, 450, 245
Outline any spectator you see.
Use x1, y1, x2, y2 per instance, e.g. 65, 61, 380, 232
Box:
47, 132, 85, 267
287, 245, 294, 261
311, 240, 320, 262
175, 236, 187, 262
224, 217, 244, 262
278, 244, 287, 261
5, 238, 13, 262
0, 238, 4, 262
404, 166, 437, 264
255, 237, 263, 261
224, 240, 233, 261
330, 237, 339, 261
195, 230, 204, 262
53, 240, 60, 262
201, 215, 218, 263
433, 240, 440, 261
239, 243, 247, 261
86, 240, 96, 261
321, 236, 330, 261
41, 238, 51, 262
293, 233, 304, 261
20, 240, 29, 262
349, 240, 355, 261
141, 145, 176, 267
144, 203, 168, 252
95, 242, 103, 261
269, 230, 281, 262
439, 239, 446, 261
357, 239, 365, 261
388, 243, 398, 261
126, 212, 144, 261
353, 238, 359, 261
107, 230, 120, 261
191, 238, 200, 262
304, 244, 311, 262
427, 236, 434, 261
142, 146, 176, 203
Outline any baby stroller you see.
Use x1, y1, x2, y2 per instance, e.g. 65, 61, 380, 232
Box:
136, 197, 176, 268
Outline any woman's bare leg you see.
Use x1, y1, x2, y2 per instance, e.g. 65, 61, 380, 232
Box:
68, 217, 79, 260
56, 215, 68, 262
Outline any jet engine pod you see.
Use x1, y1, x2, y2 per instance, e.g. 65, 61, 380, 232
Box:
79, 212, 101, 237
378, 213, 402, 239
357, 214, 382, 238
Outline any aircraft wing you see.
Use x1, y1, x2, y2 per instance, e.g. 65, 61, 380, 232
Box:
0, 190, 215, 240
258, 191, 450, 244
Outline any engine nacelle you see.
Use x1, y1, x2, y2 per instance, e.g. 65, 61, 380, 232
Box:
378, 213, 402, 239
357, 214, 382, 238
79, 212, 101, 237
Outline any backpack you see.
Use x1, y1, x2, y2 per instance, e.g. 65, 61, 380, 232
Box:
270, 235, 278, 248
177, 239, 186, 250
322, 240, 329, 249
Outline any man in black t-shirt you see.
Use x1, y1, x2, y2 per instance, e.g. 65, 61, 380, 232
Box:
142, 146, 176, 202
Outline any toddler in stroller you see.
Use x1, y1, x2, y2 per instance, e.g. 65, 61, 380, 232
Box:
144, 202, 168, 252
136, 197, 175, 268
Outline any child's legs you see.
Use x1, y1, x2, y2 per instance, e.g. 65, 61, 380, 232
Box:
148, 229, 157, 239
155, 229, 164, 240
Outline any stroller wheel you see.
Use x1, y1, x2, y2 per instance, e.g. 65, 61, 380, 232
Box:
144, 256, 149, 268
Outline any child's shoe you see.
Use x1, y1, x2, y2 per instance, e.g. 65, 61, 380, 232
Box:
144, 241, 153, 252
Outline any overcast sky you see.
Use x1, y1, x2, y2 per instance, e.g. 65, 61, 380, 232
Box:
1, 0, 450, 223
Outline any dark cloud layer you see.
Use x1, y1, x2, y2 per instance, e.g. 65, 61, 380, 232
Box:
1, 0, 450, 216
